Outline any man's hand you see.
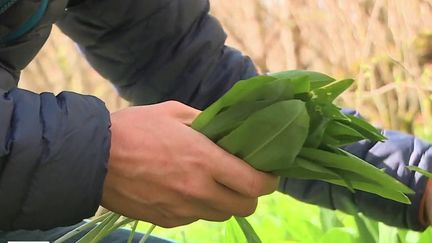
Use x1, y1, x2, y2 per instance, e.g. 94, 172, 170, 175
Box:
101, 101, 278, 228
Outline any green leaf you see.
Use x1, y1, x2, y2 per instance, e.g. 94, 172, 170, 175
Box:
274, 166, 339, 180
317, 102, 350, 121
324, 167, 411, 204
218, 100, 309, 171
192, 76, 276, 130
54, 213, 112, 243
296, 158, 341, 178
304, 101, 352, 147
354, 213, 379, 243
319, 227, 357, 243
270, 70, 336, 90
139, 224, 157, 243
299, 148, 414, 194
419, 227, 432, 243
319, 208, 344, 232
225, 217, 247, 243
77, 213, 120, 243
127, 221, 139, 243
312, 79, 354, 103
193, 75, 296, 130
199, 100, 273, 140
281, 75, 311, 94
406, 166, 432, 178
378, 223, 399, 243
322, 121, 366, 146
340, 115, 386, 142
325, 177, 410, 204
325, 121, 365, 139
304, 102, 332, 148
234, 216, 262, 243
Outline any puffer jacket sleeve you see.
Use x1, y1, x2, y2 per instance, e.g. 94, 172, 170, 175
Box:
56, 0, 257, 109
0, 88, 111, 230
0, 0, 111, 230
280, 110, 432, 231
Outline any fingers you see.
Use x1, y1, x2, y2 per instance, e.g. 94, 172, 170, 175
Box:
210, 147, 279, 198
107, 101, 276, 228
177, 172, 260, 218
205, 181, 259, 217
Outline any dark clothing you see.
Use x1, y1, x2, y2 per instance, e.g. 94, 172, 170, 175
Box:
0, 0, 431, 240
0, 221, 174, 242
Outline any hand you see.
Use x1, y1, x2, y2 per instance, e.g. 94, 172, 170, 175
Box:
101, 101, 278, 228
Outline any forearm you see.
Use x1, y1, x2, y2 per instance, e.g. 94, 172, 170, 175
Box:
57, 0, 257, 109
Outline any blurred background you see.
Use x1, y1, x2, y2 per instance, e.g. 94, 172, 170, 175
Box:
20, 0, 432, 242
21, 0, 432, 141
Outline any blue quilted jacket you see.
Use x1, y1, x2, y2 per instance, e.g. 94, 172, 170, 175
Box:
0, 0, 431, 232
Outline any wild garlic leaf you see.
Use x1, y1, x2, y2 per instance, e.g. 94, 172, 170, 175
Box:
324, 170, 411, 204
274, 166, 340, 180
312, 79, 354, 103
299, 148, 413, 194
406, 166, 432, 178
276, 76, 311, 94
325, 121, 365, 138
304, 102, 332, 148
340, 115, 386, 142
270, 70, 336, 90
276, 157, 349, 184
322, 121, 366, 146
234, 216, 262, 243
218, 100, 309, 172
199, 100, 274, 140
192, 76, 277, 130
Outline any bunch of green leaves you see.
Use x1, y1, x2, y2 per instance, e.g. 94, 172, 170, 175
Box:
192, 70, 412, 202
191, 70, 414, 242
61, 70, 415, 243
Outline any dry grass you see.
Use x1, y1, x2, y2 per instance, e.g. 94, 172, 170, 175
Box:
19, 27, 128, 111
21, 0, 432, 138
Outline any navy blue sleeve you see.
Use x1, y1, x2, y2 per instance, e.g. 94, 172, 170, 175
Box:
56, 0, 257, 109
280, 110, 432, 231
0, 88, 110, 230
0, 0, 111, 230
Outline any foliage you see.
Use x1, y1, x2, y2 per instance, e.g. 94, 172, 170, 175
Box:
135, 192, 432, 243
59, 71, 417, 243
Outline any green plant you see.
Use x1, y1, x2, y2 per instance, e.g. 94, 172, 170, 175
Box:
58, 70, 414, 243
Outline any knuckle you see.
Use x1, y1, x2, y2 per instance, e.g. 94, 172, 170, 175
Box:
160, 218, 196, 228
156, 213, 193, 228
213, 214, 232, 222
158, 101, 184, 116
172, 205, 197, 220
165, 100, 188, 112
189, 155, 209, 172
261, 175, 278, 195
247, 174, 277, 197
164, 100, 181, 107
238, 199, 258, 217
159, 220, 180, 228
178, 178, 206, 200
246, 176, 262, 197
